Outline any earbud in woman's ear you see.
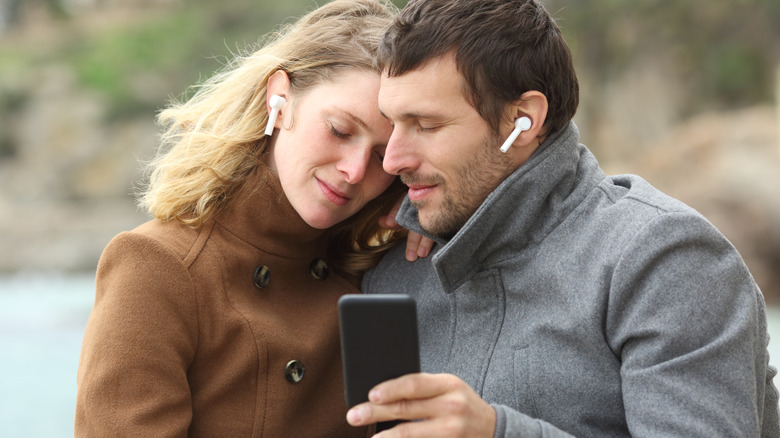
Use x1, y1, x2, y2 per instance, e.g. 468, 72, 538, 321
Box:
264, 95, 287, 136
499, 117, 532, 153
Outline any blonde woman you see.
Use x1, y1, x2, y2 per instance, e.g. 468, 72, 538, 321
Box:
75, 1, 406, 436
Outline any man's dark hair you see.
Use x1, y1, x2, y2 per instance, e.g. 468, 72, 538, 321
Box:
378, 0, 579, 136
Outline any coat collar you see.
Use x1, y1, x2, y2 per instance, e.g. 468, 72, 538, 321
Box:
395, 122, 606, 293
215, 167, 329, 260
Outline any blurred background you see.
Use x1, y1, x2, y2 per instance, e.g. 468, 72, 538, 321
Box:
0, 0, 778, 435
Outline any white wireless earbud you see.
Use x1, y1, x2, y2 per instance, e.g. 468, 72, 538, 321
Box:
264, 95, 287, 136
499, 116, 532, 153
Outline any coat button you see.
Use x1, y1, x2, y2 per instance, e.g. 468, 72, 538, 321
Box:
309, 258, 329, 280
253, 265, 270, 288
285, 360, 305, 383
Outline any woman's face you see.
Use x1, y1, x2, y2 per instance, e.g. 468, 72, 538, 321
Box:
267, 70, 395, 229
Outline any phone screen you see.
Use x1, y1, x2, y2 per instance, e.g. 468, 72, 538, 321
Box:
338, 294, 421, 409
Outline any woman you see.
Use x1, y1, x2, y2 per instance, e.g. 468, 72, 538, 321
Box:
75, 1, 405, 436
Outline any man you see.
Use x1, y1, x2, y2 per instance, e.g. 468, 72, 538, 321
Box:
346, 0, 780, 436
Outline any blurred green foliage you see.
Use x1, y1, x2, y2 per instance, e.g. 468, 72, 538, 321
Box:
65, 10, 206, 116
0, 0, 777, 120
1, 0, 408, 118
60, 0, 331, 117
547, 0, 780, 115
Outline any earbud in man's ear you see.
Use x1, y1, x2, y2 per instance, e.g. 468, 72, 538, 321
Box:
264, 95, 287, 136
499, 117, 532, 153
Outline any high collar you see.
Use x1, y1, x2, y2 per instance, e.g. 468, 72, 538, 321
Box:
395, 122, 606, 293
214, 167, 328, 260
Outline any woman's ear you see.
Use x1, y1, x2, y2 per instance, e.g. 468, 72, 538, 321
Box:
266, 70, 291, 130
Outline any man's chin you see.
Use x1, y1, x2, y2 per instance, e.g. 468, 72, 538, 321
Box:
417, 212, 457, 240
415, 210, 436, 236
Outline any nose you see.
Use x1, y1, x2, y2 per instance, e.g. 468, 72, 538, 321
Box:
383, 128, 417, 176
337, 147, 371, 184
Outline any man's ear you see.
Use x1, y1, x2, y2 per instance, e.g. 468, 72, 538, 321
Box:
266, 70, 291, 129
511, 90, 548, 145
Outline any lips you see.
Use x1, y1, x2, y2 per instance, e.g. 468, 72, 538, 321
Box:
407, 184, 437, 202
316, 178, 350, 206
401, 174, 442, 203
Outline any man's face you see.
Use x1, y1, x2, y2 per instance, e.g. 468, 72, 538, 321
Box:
378, 54, 517, 238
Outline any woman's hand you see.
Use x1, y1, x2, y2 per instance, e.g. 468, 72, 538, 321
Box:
380, 199, 435, 262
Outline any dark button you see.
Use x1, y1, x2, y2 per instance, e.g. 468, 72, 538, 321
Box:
253, 265, 270, 288
285, 360, 305, 383
309, 258, 329, 280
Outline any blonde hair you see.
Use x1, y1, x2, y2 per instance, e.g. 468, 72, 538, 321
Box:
139, 0, 405, 276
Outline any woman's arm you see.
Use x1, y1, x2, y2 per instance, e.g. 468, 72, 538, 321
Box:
75, 231, 199, 437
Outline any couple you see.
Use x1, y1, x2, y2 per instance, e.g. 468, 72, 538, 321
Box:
76, 0, 779, 437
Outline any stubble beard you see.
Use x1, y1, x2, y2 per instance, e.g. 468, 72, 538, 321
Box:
404, 132, 513, 239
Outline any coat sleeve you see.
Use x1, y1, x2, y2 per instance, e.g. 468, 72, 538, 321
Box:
606, 211, 779, 437
491, 404, 576, 438
75, 230, 199, 437
491, 211, 779, 438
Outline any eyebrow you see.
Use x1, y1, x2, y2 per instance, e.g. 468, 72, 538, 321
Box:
332, 108, 368, 130
378, 108, 444, 123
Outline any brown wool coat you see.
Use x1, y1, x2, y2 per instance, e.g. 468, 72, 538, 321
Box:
75, 170, 369, 437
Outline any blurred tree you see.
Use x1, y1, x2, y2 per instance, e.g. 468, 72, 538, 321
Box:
547, 0, 780, 115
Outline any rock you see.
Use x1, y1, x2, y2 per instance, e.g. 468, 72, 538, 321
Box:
0, 64, 156, 273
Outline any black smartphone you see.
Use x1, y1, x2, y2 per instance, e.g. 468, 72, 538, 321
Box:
338, 294, 420, 429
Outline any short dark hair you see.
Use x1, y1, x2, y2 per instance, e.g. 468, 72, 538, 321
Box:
378, 0, 579, 136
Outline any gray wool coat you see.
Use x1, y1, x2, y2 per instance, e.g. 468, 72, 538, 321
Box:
363, 122, 780, 437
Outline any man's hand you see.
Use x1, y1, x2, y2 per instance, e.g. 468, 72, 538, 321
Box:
346, 373, 497, 438
380, 199, 435, 262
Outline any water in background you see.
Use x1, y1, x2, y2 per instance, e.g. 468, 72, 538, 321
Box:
1, 273, 780, 437
0, 273, 94, 437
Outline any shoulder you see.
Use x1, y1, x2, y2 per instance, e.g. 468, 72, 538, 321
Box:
130, 219, 208, 261
100, 219, 213, 270
598, 174, 695, 217
83, 221, 203, 378
584, 174, 728, 249
362, 244, 435, 293
587, 175, 742, 268
571, 174, 758, 302
95, 219, 215, 313
593, 177, 762, 327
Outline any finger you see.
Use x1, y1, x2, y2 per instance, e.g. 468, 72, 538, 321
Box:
373, 416, 470, 438
405, 232, 424, 261
370, 373, 458, 404
350, 388, 494, 437
416, 236, 434, 259
380, 195, 403, 230
347, 374, 449, 426
370, 391, 497, 438
347, 397, 432, 426
378, 213, 400, 230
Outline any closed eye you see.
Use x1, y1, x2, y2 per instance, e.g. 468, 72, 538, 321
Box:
329, 125, 350, 139
417, 123, 438, 133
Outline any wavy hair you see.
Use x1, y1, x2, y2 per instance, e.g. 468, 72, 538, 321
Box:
139, 0, 405, 276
